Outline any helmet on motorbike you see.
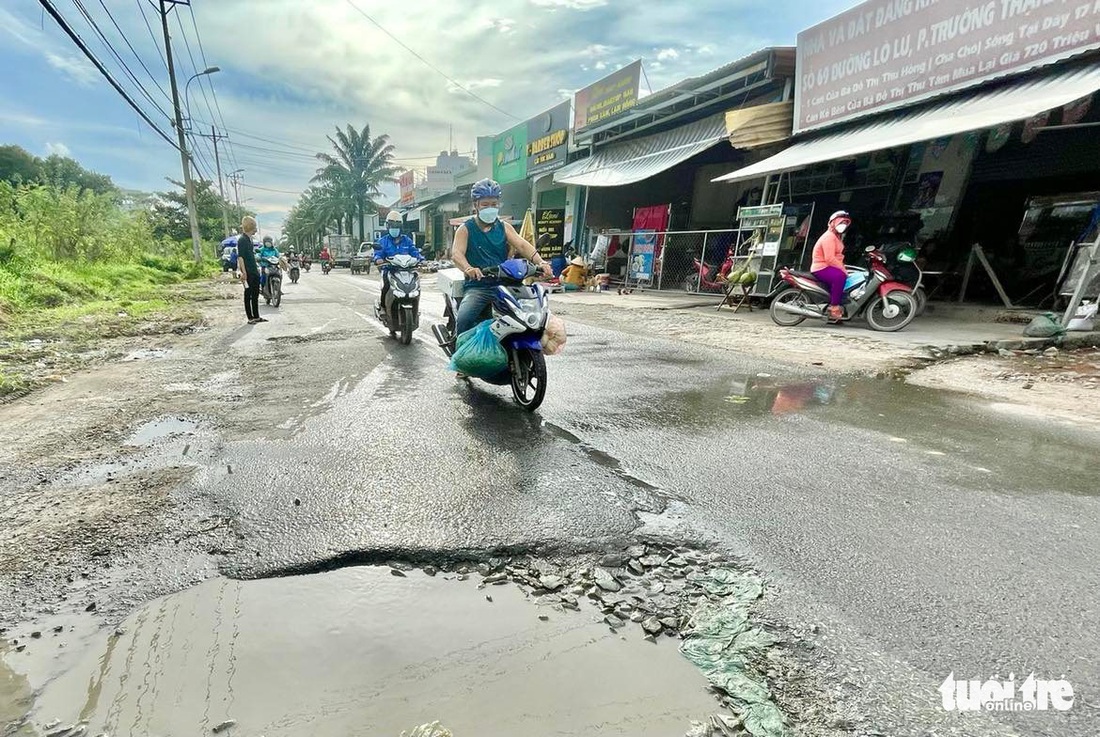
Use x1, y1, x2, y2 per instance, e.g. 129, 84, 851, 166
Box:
471, 178, 502, 201
385, 211, 402, 225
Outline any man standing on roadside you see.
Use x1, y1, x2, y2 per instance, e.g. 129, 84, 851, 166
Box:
236, 216, 267, 324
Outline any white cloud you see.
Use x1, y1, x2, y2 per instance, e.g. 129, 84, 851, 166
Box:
530, 0, 608, 8
44, 52, 98, 87
594, 61, 607, 70
656, 48, 680, 61
581, 44, 613, 57
45, 142, 72, 157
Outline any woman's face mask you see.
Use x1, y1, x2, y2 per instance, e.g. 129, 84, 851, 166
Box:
835, 222, 849, 234
388, 227, 401, 238
477, 207, 500, 224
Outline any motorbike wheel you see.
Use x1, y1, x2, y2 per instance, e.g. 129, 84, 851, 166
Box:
866, 290, 918, 332
272, 279, 282, 308
769, 287, 810, 327
397, 306, 414, 345
510, 348, 547, 412
913, 286, 928, 316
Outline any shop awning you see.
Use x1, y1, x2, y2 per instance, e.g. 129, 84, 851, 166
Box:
725, 101, 793, 149
554, 113, 727, 188
404, 205, 424, 221
712, 65, 1100, 184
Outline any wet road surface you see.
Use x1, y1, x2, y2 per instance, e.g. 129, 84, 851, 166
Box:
5, 269, 1099, 736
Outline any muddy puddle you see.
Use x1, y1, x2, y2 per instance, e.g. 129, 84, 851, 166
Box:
124, 417, 201, 448
5, 567, 717, 737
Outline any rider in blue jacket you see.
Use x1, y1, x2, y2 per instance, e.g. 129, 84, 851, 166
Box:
376, 211, 423, 307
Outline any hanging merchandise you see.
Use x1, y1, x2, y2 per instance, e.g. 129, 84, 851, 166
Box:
1021, 111, 1050, 143
1062, 94, 1093, 125
986, 124, 1012, 153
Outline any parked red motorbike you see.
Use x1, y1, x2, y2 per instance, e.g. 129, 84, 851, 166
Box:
769, 246, 918, 332
683, 250, 734, 292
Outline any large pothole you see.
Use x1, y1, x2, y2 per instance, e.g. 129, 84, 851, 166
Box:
3, 544, 788, 737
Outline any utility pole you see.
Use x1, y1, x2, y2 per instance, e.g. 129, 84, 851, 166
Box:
201, 125, 230, 236
229, 170, 243, 211
158, 0, 203, 263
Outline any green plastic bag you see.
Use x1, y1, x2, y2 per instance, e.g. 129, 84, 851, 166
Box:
449, 319, 508, 378
1023, 313, 1065, 338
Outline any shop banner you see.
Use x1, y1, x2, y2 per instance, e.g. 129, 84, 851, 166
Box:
399, 171, 415, 206
492, 123, 528, 185
536, 208, 566, 252
630, 230, 656, 280
795, 0, 1100, 133
574, 60, 642, 130
527, 101, 571, 177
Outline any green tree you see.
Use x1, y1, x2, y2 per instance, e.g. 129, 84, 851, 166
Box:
313, 124, 397, 240
38, 154, 115, 195
0, 145, 41, 185
151, 178, 243, 244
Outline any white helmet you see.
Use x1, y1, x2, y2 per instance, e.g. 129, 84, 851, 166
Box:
385, 211, 402, 224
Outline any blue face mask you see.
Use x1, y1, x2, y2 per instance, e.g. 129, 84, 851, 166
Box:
477, 207, 500, 224
388, 227, 401, 238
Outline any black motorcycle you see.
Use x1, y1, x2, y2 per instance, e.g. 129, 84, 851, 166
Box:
289, 258, 301, 284
374, 254, 421, 345
260, 256, 282, 307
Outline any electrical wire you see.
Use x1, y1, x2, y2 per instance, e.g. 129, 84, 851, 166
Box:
93, 0, 172, 106
343, 0, 518, 121
135, 0, 168, 73
68, 0, 173, 118
37, 0, 179, 151
186, 3, 238, 172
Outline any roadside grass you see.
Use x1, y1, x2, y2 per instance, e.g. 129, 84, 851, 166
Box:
0, 257, 222, 398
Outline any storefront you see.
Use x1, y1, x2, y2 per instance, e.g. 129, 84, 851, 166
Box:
713, 0, 1100, 307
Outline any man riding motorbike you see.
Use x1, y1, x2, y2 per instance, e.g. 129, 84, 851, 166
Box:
450, 178, 552, 336
375, 211, 424, 309
318, 245, 332, 267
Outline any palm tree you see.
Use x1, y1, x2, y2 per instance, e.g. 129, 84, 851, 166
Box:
313, 124, 398, 241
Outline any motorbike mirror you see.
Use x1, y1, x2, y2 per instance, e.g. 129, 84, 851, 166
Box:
864, 245, 876, 253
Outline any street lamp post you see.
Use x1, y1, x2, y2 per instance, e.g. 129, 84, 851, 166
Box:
184, 66, 220, 128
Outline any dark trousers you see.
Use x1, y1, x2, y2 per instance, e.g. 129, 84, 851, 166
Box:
244, 278, 260, 320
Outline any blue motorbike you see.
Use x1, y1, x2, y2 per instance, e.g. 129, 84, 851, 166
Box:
432, 259, 550, 411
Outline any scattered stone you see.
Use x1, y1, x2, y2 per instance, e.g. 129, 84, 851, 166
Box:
644, 634, 657, 644
15, 644, 25, 652
640, 554, 667, 568
293, 498, 301, 507
594, 569, 622, 592
211, 720, 236, 734
538, 575, 566, 592
456, 574, 469, 582
642, 617, 663, 635
626, 544, 647, 558
390, 569, 407, 578
84, 602, 96, 612
538, 615, 549, 622
31, 631, 42, 639
484, 572, 508, 584
485, 595, 493, 603
388, 561, 415, 571
604, 615, 625, 628
1044, 347, 1060, 356
456, 566, 470, 575
627, 559, 646, 576
559, 595, 580, 611
659, 617, 679, 630
998, 348, 1016, 358
667, 556, 689, 567
630, 611, 645, 623
44, 720, 61, 730
423, 566, 438, 577
476, 563, 492, 576
1022, 382, 1034, 390
599, 553, 625, 568
53, 626, 64, 633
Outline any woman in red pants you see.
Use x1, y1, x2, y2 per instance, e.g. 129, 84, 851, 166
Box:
811, 210, 852, 322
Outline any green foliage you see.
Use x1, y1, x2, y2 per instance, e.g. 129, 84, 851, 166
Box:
149, 177, 244, 244
0, 144, 116, 194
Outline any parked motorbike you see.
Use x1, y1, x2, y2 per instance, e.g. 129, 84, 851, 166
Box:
322, 261, 332, 275
431, 259, 550, 411
769, 246, 918, 332
260, 256, 282, 308
374, 254, 421, 345
289, 259, 301, 284
684, 252, 734, 292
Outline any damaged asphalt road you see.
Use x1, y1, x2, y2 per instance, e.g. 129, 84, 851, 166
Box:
2, 272, 1099, 737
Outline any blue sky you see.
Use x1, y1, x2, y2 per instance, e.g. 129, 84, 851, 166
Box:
1, 0, 851, 235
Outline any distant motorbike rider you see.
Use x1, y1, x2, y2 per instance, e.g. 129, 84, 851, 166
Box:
450, 178, 552, 336
375, 211, 423, 309
812, 211, 851, 322
318, 245, 332, 266
258, 236, 280, 288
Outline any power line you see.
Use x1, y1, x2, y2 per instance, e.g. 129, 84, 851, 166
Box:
135, 0, 168, 73
37, 0, 179, 151
93, 0, 172, 106
343, 0, 518, 121
186, 3, 238, 172
69, 0, 173, 117
243, 183, 302, 195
